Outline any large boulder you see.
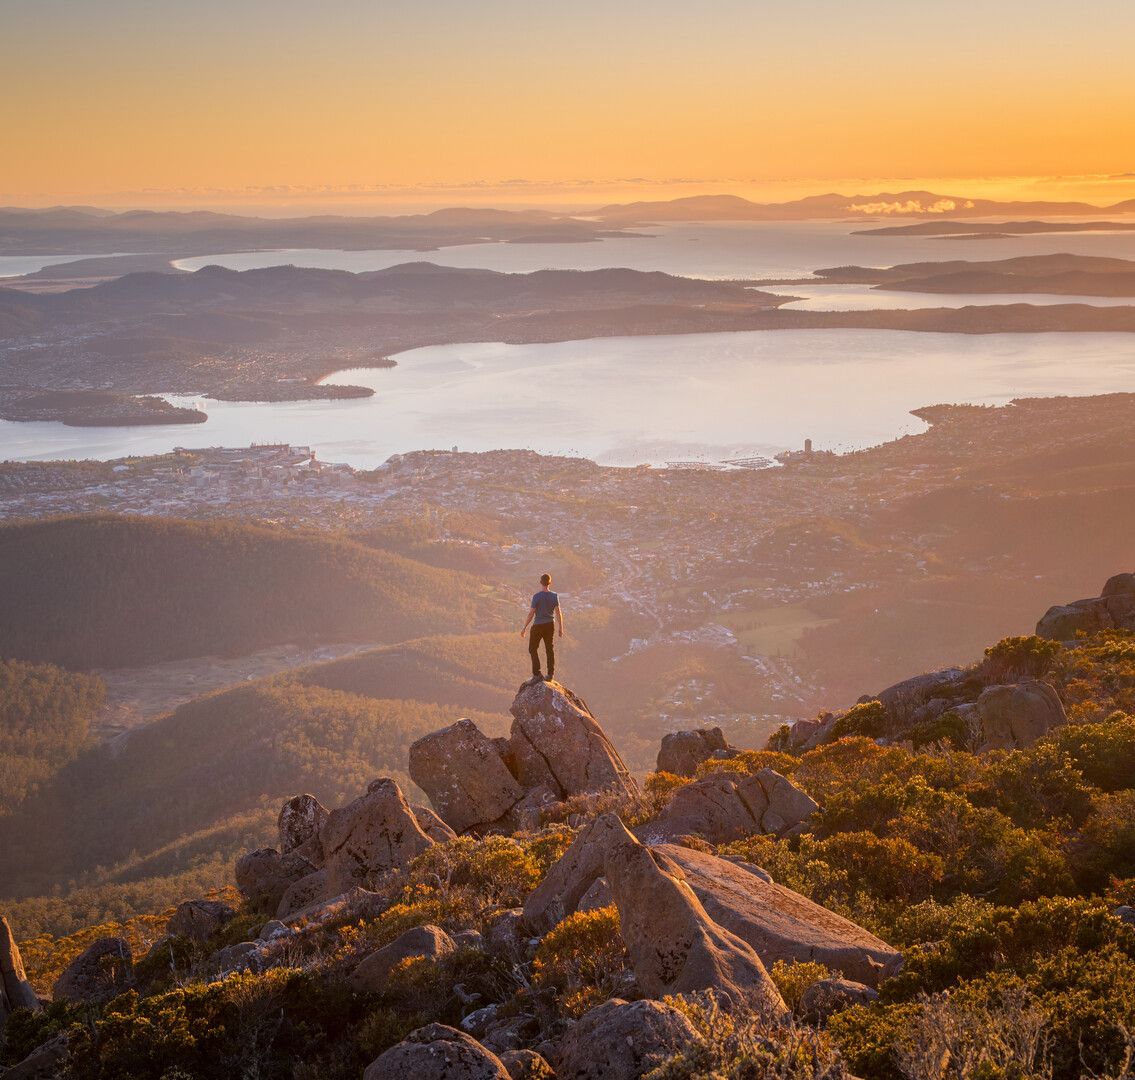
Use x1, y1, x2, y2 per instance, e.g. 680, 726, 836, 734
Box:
499, 1048, 555, 1079
166, 899, 235, 943
556, 998, 699, 1080
409, 718, 525, 834
350, 924, 457, 993
977, 679, 1067, 751
277, 793, 328, 856
799, 977, 878, 1025
3, 1032, 70, 1080
641, 768, 817, 844
1037, 572, 1135, 640
603, 824, 789, 1015
363, 1023, 510, 1079
235, 847, 317, 911
657, 726, 736, 777
1, 915, 40, 1029
875, 668, 965, 720
509, 680, 637, 800
320, 778, 435, 895
276, 869, 329, 920
52, 938, 132, 1004
659, 844, 902, 987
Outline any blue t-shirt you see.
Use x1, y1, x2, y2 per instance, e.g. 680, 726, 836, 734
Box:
531, 590, 559, 625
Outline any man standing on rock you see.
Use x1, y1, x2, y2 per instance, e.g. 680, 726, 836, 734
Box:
520, 573, 564, 681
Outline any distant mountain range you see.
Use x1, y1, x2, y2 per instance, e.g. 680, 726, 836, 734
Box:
4, 191, 1135, 257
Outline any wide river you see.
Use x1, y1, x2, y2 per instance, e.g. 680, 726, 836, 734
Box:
2, 221, 1134, 466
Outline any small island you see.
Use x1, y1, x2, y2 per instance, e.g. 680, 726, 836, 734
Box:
0, 389, 208, 427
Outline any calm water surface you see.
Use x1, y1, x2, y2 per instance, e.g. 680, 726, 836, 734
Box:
3, 331, 1133, 467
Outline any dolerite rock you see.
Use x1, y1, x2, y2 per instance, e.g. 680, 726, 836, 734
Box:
976, 679, 1067, 751
321, 778, 435, 895
642, 768, 817, 844
1037, 572, 1135, 640
235, 847, 317, 911
278, 793, 328, 855
211, 941, 268, 976
3, 1032, 70, 1080
166, 899, 236, 943
499, 1048, 555, 1079
52, 938, 132, 1004
484, 909, 530, 961
509, 680, 637, 800
799, 977, 878, 1025
276, 869, 329, 920
409, 718, 525, 834
875, 668, 965, 721
363, 1023, 510, 1079
602, 823, 789, 1016
413, 803, 459, 843
1, 915, 40, 1028
350, 924, 457, 993
556, 998, 699, 1080
659, 844, 902, 987
657, 726, 737, 777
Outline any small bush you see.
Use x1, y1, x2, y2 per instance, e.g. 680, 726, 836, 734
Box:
532, 905, 627, 1016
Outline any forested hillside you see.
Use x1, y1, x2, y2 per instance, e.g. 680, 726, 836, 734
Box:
0, 515, 507, 669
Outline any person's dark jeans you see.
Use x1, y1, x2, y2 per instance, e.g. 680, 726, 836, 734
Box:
529, 622, 555, 678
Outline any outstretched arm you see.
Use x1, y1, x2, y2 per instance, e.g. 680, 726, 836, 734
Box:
520, 607, 535, 638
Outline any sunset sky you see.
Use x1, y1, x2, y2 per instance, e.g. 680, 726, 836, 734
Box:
3, 0, 1134, 208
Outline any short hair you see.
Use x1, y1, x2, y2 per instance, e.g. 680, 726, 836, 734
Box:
539, 573, 552, 587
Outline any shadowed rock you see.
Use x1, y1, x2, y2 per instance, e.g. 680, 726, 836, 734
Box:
977, 679, 1067, 750
53, 938, 132, 1004
657, 726, 737, 777
413, 803, 459, 843
509, 680, 637, 800
278, 793, 328, 856
363, 1023, 510, 1079
350, 925, 456, 993
321, 778, 435, 895
1, 915, 40, 1029
166, 899, 235, 943
235, 847, 317, 912
556, 998, 699, 1079
409, 718, 525, 834
641, 768, 817, 844
799, 977, 878, 1025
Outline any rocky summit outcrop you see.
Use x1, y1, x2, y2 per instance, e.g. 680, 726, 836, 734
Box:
509, 680, 637, 800
656, 726, 738, 777
277, 793, 328, 856
1, 915, 40, 1030
321, 778, 436, 896
409, 680, 637, 836
52, 937, 133, 1004
363, 1023, 511, 1080
556, 998, 699, 1080
525, 814, 789, 1016
977, 679, 1067, 750
350, 924, 457, 993
641, 768, 818, 844
1037, 572, 1135, 640
410, 718, 526, 834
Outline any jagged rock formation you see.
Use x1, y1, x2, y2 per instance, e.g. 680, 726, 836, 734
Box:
641, 768, 818, 843
166, 899, 235, 943
52, 937, 132, 1004
556, 998, 699, 1079
1037, 572, 1135, 640
525, 817, 899, 988
363, 1023, 511, 1079
410, 718, 526, 833
1, 915, 40, 1030
235, 778, 442, 918
409, 680, 637, 835
656, 725, 738, 777
658, 844, 902, 987
976, 679, 1068, 750
525, 814, 789, 1015
350, 924, 456, 993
